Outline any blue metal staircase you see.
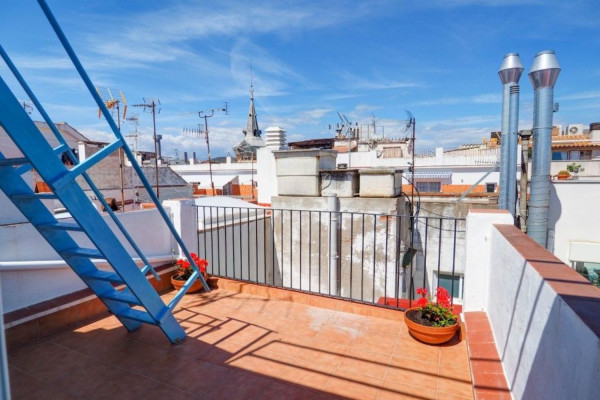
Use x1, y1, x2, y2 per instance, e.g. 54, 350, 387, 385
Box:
0, 0, 208, 344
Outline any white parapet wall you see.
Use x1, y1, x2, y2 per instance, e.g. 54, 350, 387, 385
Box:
0, 208, 177, 313
464, 209, 600, 400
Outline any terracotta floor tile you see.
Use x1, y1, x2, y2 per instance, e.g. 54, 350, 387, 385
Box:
467, 329, 495, 343
472, 371, 509, 391
465, 319, 492, 332
436, 393, 474, 400
88, 370, 162, 400
312, 324, 359, 345
349, 332, 398, 356
258, 381, 328, 400
394, 337, 441, 363
468, 343, 501, 361
437, 372, 476, 399
279, 361, 333, 390
51, 358, 124, 398
136, 383, 200, 400
386, 356, 439, 389
378, 379, 437, 400
165, 360, 232, 393
336, 350, 390, 380
439, 364, 473, 386
202, 370, 271, 400
473, 387, 512, 400
470, 359, 504, 375
227, 352, 294, 379
323, 371, 382, 400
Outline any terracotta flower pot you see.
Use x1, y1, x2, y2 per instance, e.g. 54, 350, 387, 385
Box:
404, 307, 459, 345
171, 274, 205, 293
557, 174, 570, 180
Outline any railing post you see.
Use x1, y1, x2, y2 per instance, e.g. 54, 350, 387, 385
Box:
327, 194, 340, 296
163, 199, 198, 260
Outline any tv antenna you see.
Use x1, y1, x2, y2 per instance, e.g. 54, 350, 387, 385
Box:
19, 99, 33, 114
182, 103, 228, 196
132, 98, 161, 198
325, 112, 358, 139
95, 87, 129, 210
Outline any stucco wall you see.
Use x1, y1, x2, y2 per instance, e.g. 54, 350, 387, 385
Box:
464, 210, 600, 400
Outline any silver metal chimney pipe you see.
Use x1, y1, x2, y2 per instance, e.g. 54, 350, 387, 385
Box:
528, 50, 560, 247
507, 85, 520, 216
498, 53, 523, 212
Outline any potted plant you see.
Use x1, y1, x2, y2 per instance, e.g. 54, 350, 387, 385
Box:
404, 287, 459, 344
171, 253, 209, 293
566, 162, 584, 177
556, 170, 571, 180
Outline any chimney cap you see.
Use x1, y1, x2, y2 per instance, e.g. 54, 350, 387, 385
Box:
529, 50, 561, 89
498, 53, 524, 84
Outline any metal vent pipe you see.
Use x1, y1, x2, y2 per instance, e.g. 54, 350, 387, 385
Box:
528, 50, 560, 247
507, 85, 520, 216
498, 53, 523, 211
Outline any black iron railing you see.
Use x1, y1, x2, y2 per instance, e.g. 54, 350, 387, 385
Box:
196, 205, 465, 310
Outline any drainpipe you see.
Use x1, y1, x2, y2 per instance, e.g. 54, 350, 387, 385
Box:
528, 50, 560, 248
498, 53, 523, 211
518, 130, 532, 232
327, 194, 340, 296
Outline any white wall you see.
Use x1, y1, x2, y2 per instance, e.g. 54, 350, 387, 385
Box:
464, 210, 600, 400
549, 180, 600, 266
0, 208, 176, 312
171, 161, 256, 188
257, 147, 278, 204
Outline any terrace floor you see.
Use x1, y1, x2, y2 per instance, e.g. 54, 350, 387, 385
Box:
7, 286, 475, 400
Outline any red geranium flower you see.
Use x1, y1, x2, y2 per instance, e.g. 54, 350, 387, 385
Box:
414, 286, 457, 327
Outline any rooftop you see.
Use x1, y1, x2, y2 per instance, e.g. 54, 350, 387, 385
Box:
8, 283, 478, 400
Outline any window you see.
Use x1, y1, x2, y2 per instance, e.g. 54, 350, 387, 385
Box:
437, 273, 462, 300
552, 151, 567, 160
553, 150, 592, 160
416, 181, 441, 193
575, 262, 600, 287
486, 183, 497, 193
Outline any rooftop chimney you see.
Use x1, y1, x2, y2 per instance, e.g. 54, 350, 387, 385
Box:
498, 53, 523, 214
528, 50, 560, 248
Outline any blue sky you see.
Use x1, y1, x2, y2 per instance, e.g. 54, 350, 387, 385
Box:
1, 0, 599, 160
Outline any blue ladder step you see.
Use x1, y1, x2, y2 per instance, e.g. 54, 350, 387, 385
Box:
10, 193, 57, 200
80, 269, 123, 284
0, 157, 29, 166
37, 222, 83, 231
100, 289, 141, 306
61, 247, 104, 258
116, 308, 156, 325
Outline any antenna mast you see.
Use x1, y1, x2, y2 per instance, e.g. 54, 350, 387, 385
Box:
133, 98, 161, 198
95, 87, 128, 210
182, 103, 228, 196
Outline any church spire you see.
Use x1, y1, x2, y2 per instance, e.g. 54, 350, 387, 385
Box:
243, 66, 261, 138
